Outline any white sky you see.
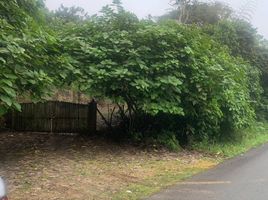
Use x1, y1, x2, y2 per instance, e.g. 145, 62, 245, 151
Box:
44, 0, 268, 39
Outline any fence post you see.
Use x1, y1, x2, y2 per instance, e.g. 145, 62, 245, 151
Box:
11, 110, 15, 131
88, 100, 97, 134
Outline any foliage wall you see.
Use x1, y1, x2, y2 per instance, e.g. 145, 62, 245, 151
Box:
0, 0, 72, 115
1, 0, 265, 144
59, 5, 257, 141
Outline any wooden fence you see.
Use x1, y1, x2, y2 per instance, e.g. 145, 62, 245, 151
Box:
5, 101, 97, 134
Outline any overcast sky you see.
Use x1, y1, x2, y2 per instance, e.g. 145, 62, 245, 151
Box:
44, 0, 268, 39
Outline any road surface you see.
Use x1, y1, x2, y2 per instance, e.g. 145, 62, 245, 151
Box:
147, 143, 268, 200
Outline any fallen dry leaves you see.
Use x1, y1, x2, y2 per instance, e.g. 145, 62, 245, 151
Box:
0, 132, 217, 200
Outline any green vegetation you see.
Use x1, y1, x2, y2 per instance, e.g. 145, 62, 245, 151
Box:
1, 0, 268, 148
0, 0, 71, 114
194, 122, 268, 158
3, 1, 268, 199
112, 167, 207, 200
159, 1, 233, 24
56, 1, 260, 144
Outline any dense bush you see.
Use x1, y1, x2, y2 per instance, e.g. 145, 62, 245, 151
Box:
0, 0, 73, 115
205, 20, 266, 105
1, 1, 263, 145
61, 5, 257, 142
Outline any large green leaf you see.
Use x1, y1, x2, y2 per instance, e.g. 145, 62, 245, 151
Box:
0, 95, 13, 106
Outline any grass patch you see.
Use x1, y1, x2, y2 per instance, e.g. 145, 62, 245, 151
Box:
194, 122, 268, 158
112, 159, 216, 200
113, 122, 268, 199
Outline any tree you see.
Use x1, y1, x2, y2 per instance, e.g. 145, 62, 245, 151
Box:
0, 0, 72, 115
205, 20, 265, 104
61, 6, 256, 141
52, 5, 88, 24
160, 1, 265, 118
169, 0, 193, 23
1, 0, 261, 144
159, 1, 233, 25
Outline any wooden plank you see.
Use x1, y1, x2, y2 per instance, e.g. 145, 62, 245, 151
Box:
5, 101, 98, 134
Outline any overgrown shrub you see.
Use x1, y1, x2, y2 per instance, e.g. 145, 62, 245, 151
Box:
0, 1, 72, 115
61, 3, 258, 143
2, 1, 260, 145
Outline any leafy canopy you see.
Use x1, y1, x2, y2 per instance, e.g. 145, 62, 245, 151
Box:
62, 5, 256, 140
0, 0, 71, 115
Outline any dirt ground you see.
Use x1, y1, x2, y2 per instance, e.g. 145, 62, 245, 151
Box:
0, 132, 216, 200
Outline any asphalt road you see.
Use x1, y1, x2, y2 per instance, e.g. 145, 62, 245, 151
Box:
147, 143, 268, 200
